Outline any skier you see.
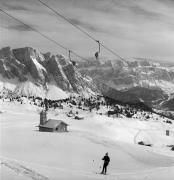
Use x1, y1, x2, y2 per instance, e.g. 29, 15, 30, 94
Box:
101, 152, 110, 175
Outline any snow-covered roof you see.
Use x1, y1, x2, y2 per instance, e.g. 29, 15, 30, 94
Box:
39, 119, 69, 129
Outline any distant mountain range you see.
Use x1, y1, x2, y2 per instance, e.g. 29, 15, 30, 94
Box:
0, 46, 174, 111
77, 58, 174, 111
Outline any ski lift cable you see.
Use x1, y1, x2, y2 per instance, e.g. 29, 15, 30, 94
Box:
37, 0, 97, 42
100, 43, 125, 61
0, 9, 87, 62
37, 0, 126, 62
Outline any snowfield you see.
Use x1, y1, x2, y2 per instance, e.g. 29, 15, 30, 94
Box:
0, 99, 174, 180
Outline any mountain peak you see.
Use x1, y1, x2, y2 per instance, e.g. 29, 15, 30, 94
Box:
0, 46, 99, 99
0, 46, 12, 58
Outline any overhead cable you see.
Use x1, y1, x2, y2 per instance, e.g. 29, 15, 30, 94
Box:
0, 8, 88, 61
37, 0, 126, 62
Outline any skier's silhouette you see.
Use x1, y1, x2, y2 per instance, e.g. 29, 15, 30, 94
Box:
101, 152, 110, 174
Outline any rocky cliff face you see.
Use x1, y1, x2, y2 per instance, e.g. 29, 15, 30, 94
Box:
0, 47, 98, 99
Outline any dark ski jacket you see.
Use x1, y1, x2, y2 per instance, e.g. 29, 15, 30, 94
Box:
102, 155, 110, 165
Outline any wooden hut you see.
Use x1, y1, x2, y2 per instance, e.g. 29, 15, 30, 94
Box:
38, 110, 69, 132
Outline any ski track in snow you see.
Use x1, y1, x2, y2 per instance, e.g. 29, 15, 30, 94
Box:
0, 156, 102, 180
1, 158, 50, 180
1, 155, 174, 180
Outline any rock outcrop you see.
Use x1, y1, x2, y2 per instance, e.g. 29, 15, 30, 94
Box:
0, 47, 99, 98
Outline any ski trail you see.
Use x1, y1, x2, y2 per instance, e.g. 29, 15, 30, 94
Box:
1, 159, 50, 180
0, 156, 118, 179
1, 156, 173, 180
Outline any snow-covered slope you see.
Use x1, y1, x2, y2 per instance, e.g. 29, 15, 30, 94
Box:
0, 99, 174, 180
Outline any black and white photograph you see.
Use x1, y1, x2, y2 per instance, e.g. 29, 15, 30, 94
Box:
0, 0, 174, 179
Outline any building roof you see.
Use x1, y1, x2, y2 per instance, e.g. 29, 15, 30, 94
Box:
39, 119, 69, 129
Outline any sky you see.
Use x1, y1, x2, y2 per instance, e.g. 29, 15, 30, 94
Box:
0, 0, 174, 62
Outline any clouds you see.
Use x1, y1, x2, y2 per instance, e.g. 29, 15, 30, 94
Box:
2, 3, 29, 11
6, 24, 32, 32
0, 0, 174, 62
68, 18, 107, 34
0, 0, 29, 11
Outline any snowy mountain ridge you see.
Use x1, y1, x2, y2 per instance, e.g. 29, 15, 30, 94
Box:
78, 58, 174, 94
78, 58, 174, 110
0, 47, 99, 99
